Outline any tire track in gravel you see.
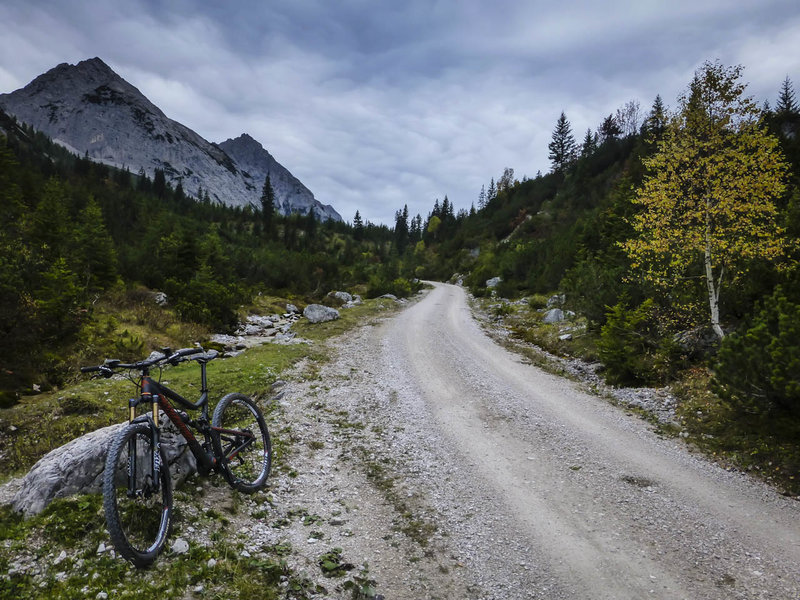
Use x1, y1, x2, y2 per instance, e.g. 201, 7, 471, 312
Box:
264, 283, 799, 600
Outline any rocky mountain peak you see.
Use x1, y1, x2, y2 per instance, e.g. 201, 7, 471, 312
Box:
0, 59, 341, 221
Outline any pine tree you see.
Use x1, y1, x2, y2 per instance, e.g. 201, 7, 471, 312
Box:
153, 168, 167, 199
260, 174, 275, 238
353, 210, 364, 241
73, 196, 118, 292
776, 76, 799, 115
643, 95, 668, 140
305, 207, 317, 246
478, 185, 486, 209
581, 128, 597, 157
175, 180, 185, 202
441, 196, 451, 222
394, 205, 409, 253
598, 114, 622, 144
548, 111, 576, 173
487, 178, 496, 201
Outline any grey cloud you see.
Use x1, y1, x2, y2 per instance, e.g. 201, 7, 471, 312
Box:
1, 0, 799, 224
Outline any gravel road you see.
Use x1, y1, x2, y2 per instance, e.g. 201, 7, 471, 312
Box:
273, 282, 800, 599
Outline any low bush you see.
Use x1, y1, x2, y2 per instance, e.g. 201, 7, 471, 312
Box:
713, 287, 800, 416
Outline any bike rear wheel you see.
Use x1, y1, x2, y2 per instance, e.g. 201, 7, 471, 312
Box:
103, 422, 172, 567
211, 393, 271, 493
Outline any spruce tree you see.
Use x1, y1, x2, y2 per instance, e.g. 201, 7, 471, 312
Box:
598, 114, 622, 144
777, 76, 799, 115
394, 205, 409, 253
353, 210, 364, 241
643, 95, 668, 140
581, 128, 597, 157
547, 111, 576, 173
260, 174, 275, 238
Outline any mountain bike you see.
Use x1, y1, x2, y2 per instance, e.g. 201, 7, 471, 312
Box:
81, 347, 272, 567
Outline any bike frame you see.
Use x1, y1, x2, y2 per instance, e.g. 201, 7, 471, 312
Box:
125, 358, 255, 495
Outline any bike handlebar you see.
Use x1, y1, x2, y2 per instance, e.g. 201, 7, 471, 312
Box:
80, 347, 215, 375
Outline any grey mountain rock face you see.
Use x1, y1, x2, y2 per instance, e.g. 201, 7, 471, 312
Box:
219, 133, 340, 220
0, 57, 341, 221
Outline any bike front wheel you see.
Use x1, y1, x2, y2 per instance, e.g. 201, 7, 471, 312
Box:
211, 393, 271, 493
103, 422, 173, 567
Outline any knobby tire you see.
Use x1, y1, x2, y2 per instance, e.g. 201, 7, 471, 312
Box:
211, 393, 271, 493
103, 422, 172, 568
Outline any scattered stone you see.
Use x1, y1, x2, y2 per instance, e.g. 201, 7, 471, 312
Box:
558, 333, 572, 341
286, 304, 299, 314
54, 550, 67, 565
546, 294, 565, 308
152, 291, 168, 306
303, 304, 340, 324
207, 558, 217, 568
96, 592, 108, 600
332, 291, 353, 303
378, 294, 398, 301
486, 277, 502, 289
171, 538, 189, 555
542, 308, 565, 324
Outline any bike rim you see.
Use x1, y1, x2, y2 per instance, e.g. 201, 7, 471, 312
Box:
218, 400, 269, 485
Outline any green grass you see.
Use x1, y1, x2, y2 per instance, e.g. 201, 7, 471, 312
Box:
0, 342, 308, 478
292, 297, 401, 343
0, 496, 290, 600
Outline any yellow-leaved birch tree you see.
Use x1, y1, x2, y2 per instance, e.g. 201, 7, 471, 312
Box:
623, 62, 789, 339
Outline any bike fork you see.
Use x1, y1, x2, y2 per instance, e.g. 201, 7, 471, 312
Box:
126, 397, 162, 496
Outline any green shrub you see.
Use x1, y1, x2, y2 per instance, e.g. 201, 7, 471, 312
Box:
166, 267, 241, 332
713, 288, 800, 416
366, 276, 416, 299
598, 299, 659, 386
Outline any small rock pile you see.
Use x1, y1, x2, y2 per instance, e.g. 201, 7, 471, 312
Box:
210, 306, 303, 354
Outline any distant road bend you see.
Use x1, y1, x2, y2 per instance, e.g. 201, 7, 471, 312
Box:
379, 282, 800, 599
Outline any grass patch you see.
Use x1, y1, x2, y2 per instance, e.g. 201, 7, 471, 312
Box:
0, 495, 294, 600
673, 368, 800, 496
292, 297, 403, 343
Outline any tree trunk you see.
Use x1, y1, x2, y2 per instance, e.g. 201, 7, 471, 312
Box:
704, 245, 725, 339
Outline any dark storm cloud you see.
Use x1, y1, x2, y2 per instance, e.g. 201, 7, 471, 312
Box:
2, 0, 799, 223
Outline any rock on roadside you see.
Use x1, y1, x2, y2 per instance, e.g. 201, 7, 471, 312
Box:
11, 420, 196, 516
303, 304, 340, 324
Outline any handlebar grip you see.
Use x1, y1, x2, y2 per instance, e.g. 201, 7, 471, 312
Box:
176, 347, 203, 357
80, 365, 101, 373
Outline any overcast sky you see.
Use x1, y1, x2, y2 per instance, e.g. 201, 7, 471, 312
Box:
1, 1, 799, 224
